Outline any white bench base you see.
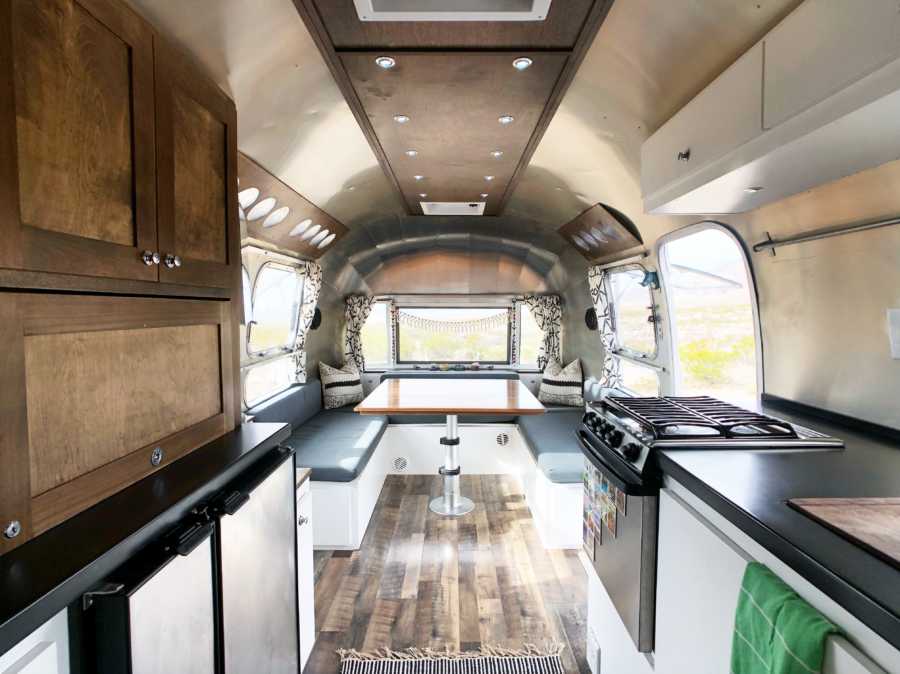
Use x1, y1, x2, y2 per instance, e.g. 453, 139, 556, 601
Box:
309, 424, 582, 550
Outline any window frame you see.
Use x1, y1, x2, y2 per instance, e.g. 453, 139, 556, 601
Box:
394, 305, 513, 366
605, 263, 660, 361
656, 221, 764, 402
245, 260, 305, 358
360, 299, 393, 370
241, 354, 296, 408
514, 300, 543, 371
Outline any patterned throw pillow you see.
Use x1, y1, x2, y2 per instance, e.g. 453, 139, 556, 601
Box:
538, 357, 584, 407
319, 361, 364, 410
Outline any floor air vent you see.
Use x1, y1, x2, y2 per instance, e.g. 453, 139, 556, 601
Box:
496, 432, 510, 446
393, 456, 409, 472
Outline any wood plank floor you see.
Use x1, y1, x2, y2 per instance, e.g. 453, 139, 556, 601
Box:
305, 474, 590, 673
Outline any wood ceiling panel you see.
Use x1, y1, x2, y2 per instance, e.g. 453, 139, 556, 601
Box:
341, 51, 568, 215
310, 0, 595, 49
558, 203, 643, 261
239, 153, 348, 258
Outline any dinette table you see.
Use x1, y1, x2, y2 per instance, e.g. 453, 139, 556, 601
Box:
355, 377, 545, 516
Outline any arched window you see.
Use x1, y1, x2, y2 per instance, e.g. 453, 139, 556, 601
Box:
659, 225, 760, 406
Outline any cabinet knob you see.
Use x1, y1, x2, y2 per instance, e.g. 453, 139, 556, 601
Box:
676, 149, 691, 162
3, 520, 21, 540
141, 250, 160, 266
163, 254, 183, 269
151, 447, 164, 466
298, 515, 309, 527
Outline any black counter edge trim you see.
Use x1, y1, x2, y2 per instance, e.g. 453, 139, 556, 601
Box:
762, 393, 900, 444
658, 453, 900, 652
0, 422, 291, 657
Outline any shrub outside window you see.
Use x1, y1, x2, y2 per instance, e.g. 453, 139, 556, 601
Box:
247, 262, 303, 355
396, 307, 510, 364
607, 266, 657, 358
517, 303, 543, 368
360, 301, 391, 368
617, 358, 660, 397
244, 355, 294, 407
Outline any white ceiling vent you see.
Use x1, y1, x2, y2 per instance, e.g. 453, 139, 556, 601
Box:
420, 201, 486, 216
354, 0, 551, 22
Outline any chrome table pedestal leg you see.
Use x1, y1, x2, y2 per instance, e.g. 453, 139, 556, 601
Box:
429, 414, 474, 517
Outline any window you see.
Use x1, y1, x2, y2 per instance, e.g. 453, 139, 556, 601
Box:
619, 359, 660, 396
517, 303, 543, 368
661, 226, 759, 405
244, 356, 294, 407
360, 301, 390, 368
397, 307, 510, 363
247, 263, 303, 355
241, 266, 253, 325
607, 266, 657, 357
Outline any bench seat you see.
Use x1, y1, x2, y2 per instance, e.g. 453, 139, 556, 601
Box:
287, 407, 387, 482
517, 408, 585, 484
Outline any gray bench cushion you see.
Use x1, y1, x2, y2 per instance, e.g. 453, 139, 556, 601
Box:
288, 407, 388, 482
518, 409, 584, 484
247, 383, 322, 429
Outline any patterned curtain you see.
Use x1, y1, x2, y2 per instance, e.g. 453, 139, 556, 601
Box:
587, 266, 622, 389
522, 294, 562, 370
344, 295, 375, 372
292, 261, 323, 383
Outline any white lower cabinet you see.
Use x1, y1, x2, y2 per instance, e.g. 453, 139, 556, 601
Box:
296, 477, 315, 671
0, 610, 68, 674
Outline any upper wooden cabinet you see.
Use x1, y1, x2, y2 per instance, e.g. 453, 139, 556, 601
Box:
0, 0, 158, 281
0, 0, 238, 290
155, 38, 239, 289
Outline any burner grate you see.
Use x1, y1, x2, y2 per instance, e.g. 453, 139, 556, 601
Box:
607, 395, 799, 440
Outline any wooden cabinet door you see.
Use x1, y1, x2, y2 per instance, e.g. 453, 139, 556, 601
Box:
154, 39, 239, 289
0, 0, 158, 282
0, 293, 236, 553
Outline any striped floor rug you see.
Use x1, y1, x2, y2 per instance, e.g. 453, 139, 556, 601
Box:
338, 645, 566, 673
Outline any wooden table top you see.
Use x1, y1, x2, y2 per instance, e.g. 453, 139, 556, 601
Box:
355, 378, 545, 416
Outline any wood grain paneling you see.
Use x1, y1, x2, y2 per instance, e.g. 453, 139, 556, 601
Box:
0, 0, 158, 280
0, 295, 30, 554
13, 0, 133, 245
309, 0, 595, 49
155, 37, 238, 289
340, 51, 568, 215
557, 202, 644, 261
173, 90, 228, 264
239, 153, 348, 259
355, 379, 545, 415
308, 475, 590, 673
25, 324, 222, 496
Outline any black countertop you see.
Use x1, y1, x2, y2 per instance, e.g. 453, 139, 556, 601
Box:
657, 395, 900, 652
0, 421, 291, 656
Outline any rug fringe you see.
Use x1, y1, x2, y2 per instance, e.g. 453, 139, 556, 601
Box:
337, 643, 566, 662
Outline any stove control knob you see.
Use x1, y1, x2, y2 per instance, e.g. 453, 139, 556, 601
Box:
607, 430, 624, 448
622, 442, 641, 461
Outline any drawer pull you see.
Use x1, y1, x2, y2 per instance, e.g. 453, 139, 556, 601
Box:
163, 253, 183, 269
676, 148, 691, 162
150, 447, 164, 466
3, 520, 21, 540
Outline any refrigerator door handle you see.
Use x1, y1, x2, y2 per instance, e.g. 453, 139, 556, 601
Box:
168, 521, 215, 556
217, 490, 250, 516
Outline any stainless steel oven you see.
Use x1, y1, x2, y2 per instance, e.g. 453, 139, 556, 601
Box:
578, 428, 658, 653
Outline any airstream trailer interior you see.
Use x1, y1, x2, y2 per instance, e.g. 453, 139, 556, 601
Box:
1, 1, 899, 673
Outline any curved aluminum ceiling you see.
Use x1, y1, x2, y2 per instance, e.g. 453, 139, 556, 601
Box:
126, 0, 801, 289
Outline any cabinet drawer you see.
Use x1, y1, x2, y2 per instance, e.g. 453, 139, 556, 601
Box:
0, 294, 236, 553
641, 42, 763, 200
764, 0, 900, 129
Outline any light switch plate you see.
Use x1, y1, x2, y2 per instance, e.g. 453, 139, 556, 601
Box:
889, 309, 900, 359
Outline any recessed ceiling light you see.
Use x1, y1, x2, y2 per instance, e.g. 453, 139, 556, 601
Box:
375, 56, 396, 69
393, 114, 410, 124
512, 57, 533, 71
745, 186, 764, 193
484, 175, 495, 181
405, 149, 418, 157
418, 193, 427, 198
490, 150, 504, 158
498, 115, 515, 125
480, 193, 489, 198
413, 175, 425, 181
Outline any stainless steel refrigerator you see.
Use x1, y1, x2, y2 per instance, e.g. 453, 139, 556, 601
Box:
90, 450, 299, 674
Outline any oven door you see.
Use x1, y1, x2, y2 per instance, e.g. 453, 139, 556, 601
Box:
578, 429, 658, 653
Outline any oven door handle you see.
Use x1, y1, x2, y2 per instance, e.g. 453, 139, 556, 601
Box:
577, 430, 658, 496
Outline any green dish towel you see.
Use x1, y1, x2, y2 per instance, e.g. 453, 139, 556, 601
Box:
732, 562, 841, 674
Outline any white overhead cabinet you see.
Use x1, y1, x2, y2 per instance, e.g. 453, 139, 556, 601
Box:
641, 0, 900, 215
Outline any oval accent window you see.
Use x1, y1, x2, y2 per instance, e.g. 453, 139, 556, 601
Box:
300, 224, 321, 241
318, 233, 336, 249
310, 229, 329, 246
290, 219, 313, 237
246, 197, 277, 221
262, 206, 290, 228
238, 187, 260, 209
